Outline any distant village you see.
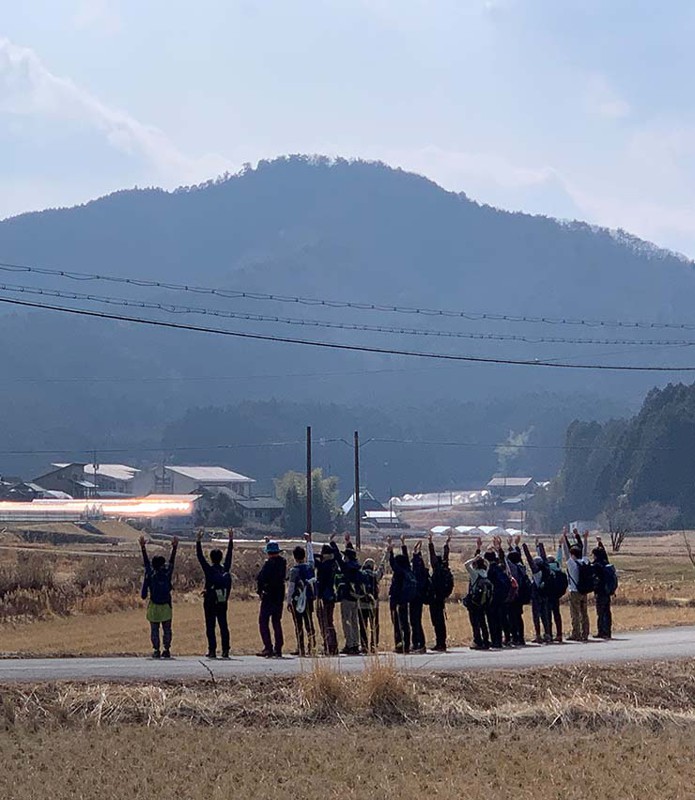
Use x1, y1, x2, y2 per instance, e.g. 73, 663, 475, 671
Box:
0, 461, 547, 540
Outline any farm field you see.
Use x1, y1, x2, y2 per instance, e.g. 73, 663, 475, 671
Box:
2, 661, 695, 799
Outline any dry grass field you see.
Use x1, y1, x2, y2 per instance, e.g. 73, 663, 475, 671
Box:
2, 661, 695, 799
0, 532, 695, 657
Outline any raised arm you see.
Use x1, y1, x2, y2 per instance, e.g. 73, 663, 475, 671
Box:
561, 532, 571, 560
443, 533, 451, 564
139, 535, 151, 572
537, 541, 548, 563
330, 535, 345, 570
224, 528, 234, 572
168, 537, 179, 574
195, 529, 209, 569
582, 530, 590, 559
522, 542, 537, 572
427, 532, 437, 569
304, 532, 315, 568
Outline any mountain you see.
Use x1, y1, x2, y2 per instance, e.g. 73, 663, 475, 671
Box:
1, 155, 693, 487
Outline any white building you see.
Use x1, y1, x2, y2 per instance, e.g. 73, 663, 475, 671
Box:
132, 465, 255, 497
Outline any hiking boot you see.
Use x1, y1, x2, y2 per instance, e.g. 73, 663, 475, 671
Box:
162, 649, 171, 659
273, 652, 283, 659
554, 635, 563, 644
152, 649, 161, 659
431, 644, 447, 652
469, 643, 489, 651
220, 652, 230, 660
531, 636, 544, 644
206, 652, 217, 659
412, 647, 427, 655
256, 650, 272, 658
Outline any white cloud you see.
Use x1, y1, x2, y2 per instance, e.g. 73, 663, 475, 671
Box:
584, 74, 630, 120
73, 0, 122, 34
0, 37, 230, 184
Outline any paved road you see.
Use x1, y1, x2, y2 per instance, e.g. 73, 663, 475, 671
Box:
0, 626, 693, 683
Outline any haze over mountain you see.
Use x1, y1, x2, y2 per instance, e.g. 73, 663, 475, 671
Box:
2, 156, 694, 493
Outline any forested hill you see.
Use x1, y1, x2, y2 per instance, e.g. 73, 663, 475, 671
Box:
1, 156, 694, 486
536, 382, 695, 529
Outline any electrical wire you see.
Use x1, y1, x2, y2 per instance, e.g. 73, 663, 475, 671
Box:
1, 258, 694, 331
2, 294, 695, 371
1, 280, 693, 347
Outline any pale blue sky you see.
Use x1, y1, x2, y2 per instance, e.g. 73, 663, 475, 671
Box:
3, 1, 695, 256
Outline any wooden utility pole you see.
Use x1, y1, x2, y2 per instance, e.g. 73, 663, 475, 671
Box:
306, 426, 312, 535
354, 430, 361, 551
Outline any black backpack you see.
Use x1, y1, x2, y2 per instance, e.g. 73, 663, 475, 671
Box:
149, 569, 172, 606
432, 563, 455, 601
595, 563, 618, 595
575, 561, 594, 595
542, 564, 568, 599
490, 565, 511, 604
463, 576, 493, 609
208, 565, 232, 604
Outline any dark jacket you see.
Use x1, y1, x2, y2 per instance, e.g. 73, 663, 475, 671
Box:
140, 542, 177, 606
257, 556, 287, 603
316, 554, 338, 602
331, 541, 362, 602
196, 539, 233, 602
388, 547, 413, 605
411, 551, 431, 604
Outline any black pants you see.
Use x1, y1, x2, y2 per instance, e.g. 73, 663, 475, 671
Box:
531, 591, 552, 640
358, 603, 379, 652
548, 596, 563, 639
486, 602, 504, 648
507, 600, 525, 645
291, 598, 316, 655
429, 599, 447, 649
204, 598, 230, 656
595, 592, 612, 638
391, 600, 410, 653
259, 597, 284, 655
317, 599, 338, 655
409, 600, 425, 650
468, 605, 489, 647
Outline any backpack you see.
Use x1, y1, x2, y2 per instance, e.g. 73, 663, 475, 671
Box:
400, 570, 418, 604
597, 563, 619, 595
415, 567, 432, 605
515, 567, 532, 605
292, 563, 315, 613
209, 565, 232, 605
357, 568, 378, 607
149, 569, 172, 606
575, 560, 594, 595
432, 563, 455, 601
543, 563, 568, 599
463, 576, 493, 609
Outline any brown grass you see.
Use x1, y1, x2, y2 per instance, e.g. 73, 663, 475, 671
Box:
3, 662, 695, 799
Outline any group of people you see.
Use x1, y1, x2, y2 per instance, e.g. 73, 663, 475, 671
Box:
138, 525, 617, 659
463, 528, 617, 650
255, 531, 455, 658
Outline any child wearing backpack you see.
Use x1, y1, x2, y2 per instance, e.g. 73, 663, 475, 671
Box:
464, 543, 491, 650
287, 532, 317, 656
196, 527, 234, 659
408, 539, 431, 654
140, 535, 178, 659
428, 531, 454, 652
522, 541, 552, 644
562, 528, 592, 642
386, 535, 416, 654
592, 536, 617, 639
358, 553, 385, 653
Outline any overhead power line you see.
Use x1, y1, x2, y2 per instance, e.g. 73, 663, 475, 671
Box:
1, 293, 695, 372
1, 257, 694, 331
2, 280, 693, 348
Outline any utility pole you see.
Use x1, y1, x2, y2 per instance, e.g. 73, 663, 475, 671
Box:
306, 426, 312, 536
354, 430, 361, 551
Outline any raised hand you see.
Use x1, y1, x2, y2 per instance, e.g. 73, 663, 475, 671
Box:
228, 528, 234, 542
196, 529, 204, 542
139, 535, 146, 547
303, 531, 312, 542
172, 536, 179, 547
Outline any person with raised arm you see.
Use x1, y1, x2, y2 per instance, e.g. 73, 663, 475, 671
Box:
140, 535, 178, 659
463, 535, 492, 650
591, 536, 617, 639
331, 533, 362, 655
315, 534, 339, 655
196, 527, 234, 660
562, 528, 592, 642
428, 531, 454, 652
358, 549, 386, 653
522, 538, 552, 644
287, 532, 317, 656
387, 534, 416, 654
256, 540, 287, 658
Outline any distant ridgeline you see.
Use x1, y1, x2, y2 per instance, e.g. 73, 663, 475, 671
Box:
0, 155, 692, 488
534, 382, 695, 530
